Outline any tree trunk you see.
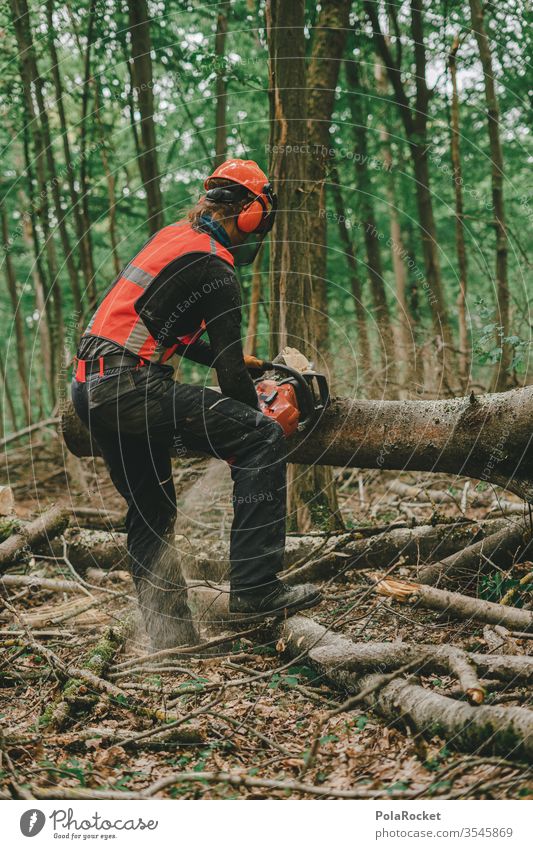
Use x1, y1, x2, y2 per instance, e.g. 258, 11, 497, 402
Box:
364, 0, 456, 393
1, 208, 31, 423
45, 0, 85, 317
306, 0, 350, 348
243, 243, 264, 356
330, 176, 372, 383
77, 0, 100, 312
375, 56, 418, 395
448, 37, 470, 390
214, 2, 229, 167
63, 383, 533, 503
468, 0, 511, 391
10, 0, 78, 330
0, 350, 18, 432
127, 0, 164, 233
266, 0, 343, 532
345, 54, 397, 397
10, 0, 62, 386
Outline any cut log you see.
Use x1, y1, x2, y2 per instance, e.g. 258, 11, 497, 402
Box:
61, 384, 533, 502
46, 528, 322, 582
418, 518, 532, 588
0, 486, 15, 516
281, 520, 507, 584
46, 528, 128, 573
374, 577, 533, 632
0, 574, 84, 593
0, 506, 69, 574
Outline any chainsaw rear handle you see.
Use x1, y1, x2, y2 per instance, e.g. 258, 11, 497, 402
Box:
260, 361, 326, 432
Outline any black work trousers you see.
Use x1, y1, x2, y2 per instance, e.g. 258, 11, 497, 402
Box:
71, 365, 287, 605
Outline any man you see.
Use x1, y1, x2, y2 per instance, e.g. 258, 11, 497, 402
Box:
72, 159, 321, 647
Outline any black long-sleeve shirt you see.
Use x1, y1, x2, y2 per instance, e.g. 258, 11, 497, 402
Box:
77, 242, 259, 410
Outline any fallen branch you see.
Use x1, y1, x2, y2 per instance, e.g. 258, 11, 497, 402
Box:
418, 518, 533, 588
281, 520, 507, 584
1, 574, 85, 593
30, 770, 417, 800
0, 507, 69, 574
279, 616, 533, 760
374, 577, 533, 632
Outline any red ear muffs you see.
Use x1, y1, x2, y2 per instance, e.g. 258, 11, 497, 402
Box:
237, 198, 266, 233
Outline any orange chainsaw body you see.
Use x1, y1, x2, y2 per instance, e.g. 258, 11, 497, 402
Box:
256, 378, 300, 437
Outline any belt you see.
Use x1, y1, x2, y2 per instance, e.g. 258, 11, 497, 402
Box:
73, 353, 145, 382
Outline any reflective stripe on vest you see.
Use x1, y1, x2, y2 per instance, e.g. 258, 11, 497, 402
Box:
82, 221, 234, 362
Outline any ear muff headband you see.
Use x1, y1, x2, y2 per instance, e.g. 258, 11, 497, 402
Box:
204, 183, 276, 235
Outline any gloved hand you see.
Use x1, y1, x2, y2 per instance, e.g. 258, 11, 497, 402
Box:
243, 355, 266, 372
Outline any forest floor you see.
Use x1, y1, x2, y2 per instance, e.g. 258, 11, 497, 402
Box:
0, 434, 532, 800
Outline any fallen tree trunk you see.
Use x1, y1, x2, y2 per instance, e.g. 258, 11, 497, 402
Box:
281, 519, 507, 584
279, 616, 533, 760
418, 518, 533, 588
374, 577, 533, 632
61, 384, 533, 501
0, 507, 69, 574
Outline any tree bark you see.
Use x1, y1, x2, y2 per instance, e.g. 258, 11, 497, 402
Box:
10, 0, 78, 329
63, 383, 533, 504
448, 37, 470, 389
468, 0, 511, 391
0, 506, 70, 573
375, 576, 533, 632
266, 0, 343, 532
345, 54, 397, 396
418, 517, 533, 588
279, 616, 533, 760
243, 243, 264, 356
375, 55, 418, 395
330, 175, 372, 382
127, 0, 164, 233
1, 208, 31, 423
11, 0, 62, 387
214, 2, 229, 167
45, 0, 87, 316
306, 0, 350, 348
364, 0, 456, 392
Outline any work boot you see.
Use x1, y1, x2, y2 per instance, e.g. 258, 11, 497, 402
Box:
229, 579, 322, 617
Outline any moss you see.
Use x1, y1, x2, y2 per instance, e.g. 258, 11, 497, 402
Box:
38, 622, 129, 730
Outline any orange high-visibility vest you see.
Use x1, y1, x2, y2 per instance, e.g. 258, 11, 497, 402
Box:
82, 221, 234, 363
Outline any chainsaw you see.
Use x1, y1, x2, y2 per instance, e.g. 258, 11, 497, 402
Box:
254, 362, 330, 437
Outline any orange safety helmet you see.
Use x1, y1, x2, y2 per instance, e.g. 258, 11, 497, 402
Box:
204, 159, 277, 235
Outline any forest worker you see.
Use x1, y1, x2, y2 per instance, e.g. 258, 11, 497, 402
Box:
71, 159, 321, 647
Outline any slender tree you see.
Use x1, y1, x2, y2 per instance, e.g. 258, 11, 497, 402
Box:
448, 36, 470, 389
468, 0, 511, 390
345, 51, 397, 396
1, 208, 31, 423
127, 0, 164, 233
214, 1, 230, 166
306, 0, 351, 347
364, 0, 456, 392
